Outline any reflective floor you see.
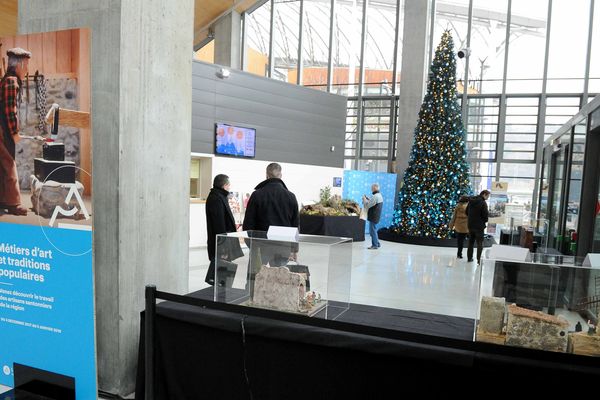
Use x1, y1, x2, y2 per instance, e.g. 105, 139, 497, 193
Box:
190, 236, 484, 319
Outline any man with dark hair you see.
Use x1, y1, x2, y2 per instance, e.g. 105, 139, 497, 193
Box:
205, 174, 238, 285
466, 189, 490, 264
243, 162, 299, 268
0, 47, 31, 215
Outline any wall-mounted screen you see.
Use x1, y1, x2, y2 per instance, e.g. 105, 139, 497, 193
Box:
215, 123, 256, 158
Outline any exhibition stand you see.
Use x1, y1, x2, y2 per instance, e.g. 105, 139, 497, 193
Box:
136, 286, 600, 399
299, 214, 365, 242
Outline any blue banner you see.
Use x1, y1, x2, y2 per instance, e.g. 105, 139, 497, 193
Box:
0, 222, 96, 399
343, 170, 397, 232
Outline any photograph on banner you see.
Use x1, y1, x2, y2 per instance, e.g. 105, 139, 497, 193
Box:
0, 28, 96, 399
488, 181, 509, 225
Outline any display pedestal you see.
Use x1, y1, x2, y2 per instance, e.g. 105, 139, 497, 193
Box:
299, 215, 365, 242
378, 228, 495, 248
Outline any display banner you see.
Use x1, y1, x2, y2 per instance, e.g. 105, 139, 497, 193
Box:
343, 170, 397, 232
0, 28, 96, 398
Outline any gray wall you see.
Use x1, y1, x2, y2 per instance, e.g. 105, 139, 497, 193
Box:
192, 61, 347, 168
19, 0, 193, 396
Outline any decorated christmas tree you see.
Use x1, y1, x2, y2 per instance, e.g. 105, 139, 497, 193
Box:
391, 30, 472, 238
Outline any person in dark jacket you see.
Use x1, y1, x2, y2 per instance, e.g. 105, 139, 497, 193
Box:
466, 190, 490, 264
243, 162, 299, 267
205, 174, 238, 285
362, 183, 383, 249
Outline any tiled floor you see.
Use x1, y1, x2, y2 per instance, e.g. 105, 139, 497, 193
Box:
190, 237, 486, 319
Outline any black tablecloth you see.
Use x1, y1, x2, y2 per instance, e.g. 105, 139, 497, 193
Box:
136, 288, 600, 399
299, 214, 365, 242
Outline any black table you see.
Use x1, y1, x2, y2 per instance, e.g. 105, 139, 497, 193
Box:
136, 288, 600, 399
299, 214, 365, 242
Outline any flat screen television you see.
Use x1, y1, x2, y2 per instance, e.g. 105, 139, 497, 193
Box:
214, 123, 256, 158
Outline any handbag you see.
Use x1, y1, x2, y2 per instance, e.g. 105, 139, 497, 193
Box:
359, 207, 368, 221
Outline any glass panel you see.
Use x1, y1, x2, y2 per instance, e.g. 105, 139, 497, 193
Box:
302, 0, 331, 89
273, 0, 301, 83
589, 2, 600, 93
565, 120, 586, 238
549, 146, 567, 251
477, 254, 599, 356
245, 1, 272, 77
505, 0, 548, 93
466, 96, 499, 160
194, 40, 214, 64
214, 232, 352, 319
539, 147, 552, 221
357, 159, 388, 172
470, 162, 497, 193
546, 0, 590, 93
363, 0, 399, 95
434, 0, 471, 94
594, 179, 600, 252
331, 0, 364, 95
469, 0, 508, 94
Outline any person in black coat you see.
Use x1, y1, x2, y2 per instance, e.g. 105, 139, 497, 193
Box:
243, 163, 299, 270
465, 190, 490, 264
205, 174, 238, 285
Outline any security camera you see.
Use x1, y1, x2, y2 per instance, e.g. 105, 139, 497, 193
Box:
216, 68, 230, 79
457, 47, 471, 59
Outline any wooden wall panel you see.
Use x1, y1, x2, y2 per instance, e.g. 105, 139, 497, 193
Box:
27, 33, 43, 74
0, 29, 81, 75
42, 32, 57, 74
56, 30, 72, 73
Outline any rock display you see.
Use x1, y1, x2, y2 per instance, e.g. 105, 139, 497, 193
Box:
569, 332, 600, 357
479, 296, 505, 334
506, 304, 569, 352
252, 266, 306, 313
30, 176, 84, 218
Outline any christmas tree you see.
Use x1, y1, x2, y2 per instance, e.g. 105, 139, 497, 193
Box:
391, 30, 471, 238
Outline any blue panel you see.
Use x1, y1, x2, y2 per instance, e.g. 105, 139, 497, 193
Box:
0, 223, 96, 399
343, 170, 397, 232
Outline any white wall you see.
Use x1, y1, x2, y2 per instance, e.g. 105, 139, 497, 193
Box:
190, 156, 344, 248
211, 156, 343, 206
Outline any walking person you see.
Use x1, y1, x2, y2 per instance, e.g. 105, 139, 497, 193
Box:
449, 195, 470, 259
362, 183, 383, 250
205, 174, 238, 285
466, 190, 490, 264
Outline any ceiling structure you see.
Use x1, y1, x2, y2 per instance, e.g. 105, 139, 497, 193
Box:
0, 0, 260, 48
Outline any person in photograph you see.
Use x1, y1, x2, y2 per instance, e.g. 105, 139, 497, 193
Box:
362, 183, 384, 250
0, 47, 31, 216
449, 195, 470, 259
466, 190, 491, 264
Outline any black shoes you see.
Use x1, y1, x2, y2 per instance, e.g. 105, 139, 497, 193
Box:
457, 254, 463, 259
467, 258, 474, 262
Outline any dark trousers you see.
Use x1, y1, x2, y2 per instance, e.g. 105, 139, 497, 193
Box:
456, 232, 467, 257
467, 230, 484, 263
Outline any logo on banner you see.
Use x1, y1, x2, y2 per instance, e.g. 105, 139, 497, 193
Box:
36, 165, 93, 257
48, 184, 91, 228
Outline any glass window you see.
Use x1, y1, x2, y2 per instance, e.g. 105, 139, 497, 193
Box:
469, 0, 508, 94
505, 0, 548, 93
194, 40, 214, 64
589, 1, 600, 93
565, 121, 586, 232
546, 0, 590, 93
466, 96, 499, 160
434, 0, 471, 94
302, 0, 331, 90
273, 0, 301, 83
245, 1, 272, 77
363, 0, 400, 95
331, 0, 364, 95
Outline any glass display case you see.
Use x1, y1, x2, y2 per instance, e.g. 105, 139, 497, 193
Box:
213, 231, 352, 319
476, 250, 600, 356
